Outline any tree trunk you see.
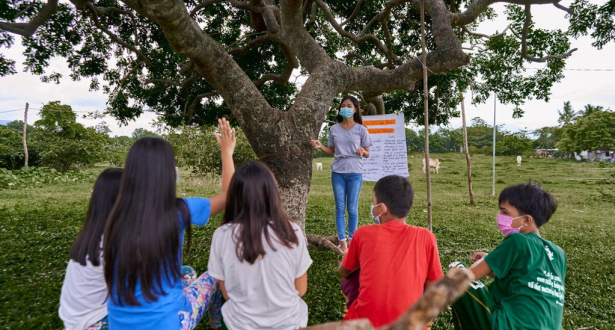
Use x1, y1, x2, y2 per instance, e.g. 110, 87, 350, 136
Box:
460, 94, 474, 205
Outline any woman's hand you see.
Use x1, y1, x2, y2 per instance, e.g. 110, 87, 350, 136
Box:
214, 117, 236, 155
356, 147, 366, 157
310, 140, 323, 149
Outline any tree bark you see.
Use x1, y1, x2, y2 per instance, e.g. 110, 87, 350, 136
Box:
302, 267, 474, 330
460, 94, 474, 204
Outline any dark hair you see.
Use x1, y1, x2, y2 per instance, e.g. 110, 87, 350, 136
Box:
222, 161, 299, 264
103, 137, 191, 306
498, 183, 557, 228
337, 95, 364, 125
374, 175, 414, 218
70, 168, 123, 267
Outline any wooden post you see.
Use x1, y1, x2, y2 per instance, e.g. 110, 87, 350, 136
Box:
460, 94, 474, 205
420, 0, 432, 231
23, 102, 29, 167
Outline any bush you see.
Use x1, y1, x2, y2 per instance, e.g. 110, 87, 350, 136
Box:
166, 125, 257, 177
0, 167, 98, 189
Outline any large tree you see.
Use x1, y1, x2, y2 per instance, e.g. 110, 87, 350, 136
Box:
1, 0, 609, 226
557, 108, 615, 160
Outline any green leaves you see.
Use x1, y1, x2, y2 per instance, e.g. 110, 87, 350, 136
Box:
557, 108, 615, 155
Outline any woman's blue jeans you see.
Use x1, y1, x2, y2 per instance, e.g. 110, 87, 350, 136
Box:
331, 172, 363, 242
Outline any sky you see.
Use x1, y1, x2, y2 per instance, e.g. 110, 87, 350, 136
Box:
0, 1, 613, 136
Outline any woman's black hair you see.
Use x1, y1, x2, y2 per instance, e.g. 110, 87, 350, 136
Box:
103, 137, 191, 306
70, 168, 123, 266
222, 161, 299, 264
337, 95, 364, 125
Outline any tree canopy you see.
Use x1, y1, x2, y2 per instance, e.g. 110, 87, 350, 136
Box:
1, 0, 612, 224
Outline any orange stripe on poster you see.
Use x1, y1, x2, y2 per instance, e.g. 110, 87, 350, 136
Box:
368, 128, 395, 134
364, 119, 396, 126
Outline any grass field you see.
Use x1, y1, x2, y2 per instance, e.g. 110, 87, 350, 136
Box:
1, 153, 614, 329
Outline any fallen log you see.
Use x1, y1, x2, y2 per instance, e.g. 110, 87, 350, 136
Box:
306, 234, 344, 256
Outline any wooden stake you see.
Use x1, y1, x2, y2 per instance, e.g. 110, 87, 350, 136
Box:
420, 0, 432, 231
460, 94, 474, 204
23, 102, 29, 167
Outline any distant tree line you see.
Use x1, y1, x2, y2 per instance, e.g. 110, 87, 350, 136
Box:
0, 102, 256, 174
404, 102, 614, 159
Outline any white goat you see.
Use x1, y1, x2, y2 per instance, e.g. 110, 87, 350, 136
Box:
516, 155, 522, 167
316, 162, 323, 171
422, 158, 441, 174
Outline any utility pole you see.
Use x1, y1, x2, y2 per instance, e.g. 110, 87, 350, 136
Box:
23, 102, 29, 167
492, 94, 496, 196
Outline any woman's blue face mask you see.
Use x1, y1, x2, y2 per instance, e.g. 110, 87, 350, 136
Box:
339, 107, 354, 119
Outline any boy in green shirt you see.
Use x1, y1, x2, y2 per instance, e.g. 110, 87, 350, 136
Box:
450, 183, 566, 330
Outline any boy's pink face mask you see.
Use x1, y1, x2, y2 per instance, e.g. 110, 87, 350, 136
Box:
497, 214, 524, 236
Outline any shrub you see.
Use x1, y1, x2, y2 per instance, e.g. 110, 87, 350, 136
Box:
0, 167, 97, 189
166, 125, 257, 177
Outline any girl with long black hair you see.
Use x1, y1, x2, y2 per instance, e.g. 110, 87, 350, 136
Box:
59, 168, 122, 330
208, 161, 313, 330
103, 118, 235, 330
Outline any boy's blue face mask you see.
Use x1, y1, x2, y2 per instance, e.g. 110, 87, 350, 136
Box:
370, 203, 384, 224
339, 107, 354, 119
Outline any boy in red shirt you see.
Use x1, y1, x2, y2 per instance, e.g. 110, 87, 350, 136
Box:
339, 175, 443, 328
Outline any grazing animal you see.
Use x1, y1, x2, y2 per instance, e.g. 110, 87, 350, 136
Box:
316, 162, 323, 171
516, 155, 522, 166
422, 158, 441, 174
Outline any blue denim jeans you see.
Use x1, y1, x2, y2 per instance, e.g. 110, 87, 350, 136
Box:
331, 172, 363, 241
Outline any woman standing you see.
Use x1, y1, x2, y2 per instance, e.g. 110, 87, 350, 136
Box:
310, 95, 372, 252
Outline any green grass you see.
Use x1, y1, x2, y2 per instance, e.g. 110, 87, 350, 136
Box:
1, 155, 614, 329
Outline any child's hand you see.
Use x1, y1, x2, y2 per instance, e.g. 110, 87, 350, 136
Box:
213, 117, 236, 155
470, 252, 488, 263
356, 147, 366, 156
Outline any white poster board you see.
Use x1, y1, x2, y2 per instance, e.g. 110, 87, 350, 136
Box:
361, 113, 409, 182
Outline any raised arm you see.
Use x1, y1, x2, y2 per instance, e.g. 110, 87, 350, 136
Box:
209, 118, 236, 216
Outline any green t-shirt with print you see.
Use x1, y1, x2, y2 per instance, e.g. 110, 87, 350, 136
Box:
485, 233, 566, 330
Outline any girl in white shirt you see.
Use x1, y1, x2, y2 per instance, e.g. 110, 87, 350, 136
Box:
208, 161, 313, 330
59, 168, 122, 330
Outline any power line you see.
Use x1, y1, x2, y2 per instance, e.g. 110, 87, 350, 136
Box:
0, 109, 24, 114
526, 67, 615, 71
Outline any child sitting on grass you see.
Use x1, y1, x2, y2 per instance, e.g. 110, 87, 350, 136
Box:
450, 183, 566, 330
339, 175, 443, 328
208, 161, 312, 330
59, 168, 122, 330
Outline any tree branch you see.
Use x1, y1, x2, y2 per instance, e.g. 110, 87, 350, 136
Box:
360, 0, 408, 36
253, 39, 298, 88
452, 0, 561, 27
145, 74, 198, 88
0, 0, 58, 37
190, 0, 262, 17
312, 0, 402, 64
93, 5, 140, 45
86, 3, 152, 65
519, 5, 577, 62
228, 34, 273, 54
185, 91, 218, 119
462, 24, 511, 39
341, 0, 365, 26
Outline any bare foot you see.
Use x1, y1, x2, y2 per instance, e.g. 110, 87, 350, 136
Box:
339, 240, 348, 253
